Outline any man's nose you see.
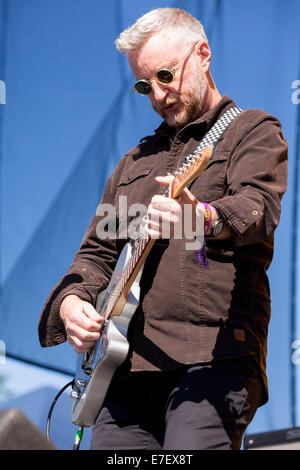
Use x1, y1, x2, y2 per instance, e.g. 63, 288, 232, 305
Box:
150, 80, 169, 102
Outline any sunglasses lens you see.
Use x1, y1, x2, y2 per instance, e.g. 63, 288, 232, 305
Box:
133, 69, 173, 95
134, 80, 152, 95
156, 69, 174, 83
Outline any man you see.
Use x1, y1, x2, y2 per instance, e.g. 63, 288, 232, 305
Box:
39, 8, 288, 450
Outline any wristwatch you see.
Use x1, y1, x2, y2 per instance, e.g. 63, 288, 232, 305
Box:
210, 210, 224, 237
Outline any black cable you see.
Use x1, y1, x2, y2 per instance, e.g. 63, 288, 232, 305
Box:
46, 379, 74, 444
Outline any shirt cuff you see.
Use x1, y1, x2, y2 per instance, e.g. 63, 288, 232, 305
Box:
211, 192, 263, 246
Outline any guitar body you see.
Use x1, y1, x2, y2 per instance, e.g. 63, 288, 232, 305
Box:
71, 243, 143, 427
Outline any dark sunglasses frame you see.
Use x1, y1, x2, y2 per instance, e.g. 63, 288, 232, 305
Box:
132, 41, 198, 95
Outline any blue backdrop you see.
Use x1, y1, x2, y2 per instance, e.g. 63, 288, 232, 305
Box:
0, 0, 299, 438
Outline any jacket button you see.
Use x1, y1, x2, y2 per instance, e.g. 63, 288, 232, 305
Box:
252, 210, 258, 216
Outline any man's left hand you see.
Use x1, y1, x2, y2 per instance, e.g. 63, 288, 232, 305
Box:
146, 175, 210, 239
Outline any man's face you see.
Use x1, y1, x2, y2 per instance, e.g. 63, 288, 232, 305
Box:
129, 32, 208, 130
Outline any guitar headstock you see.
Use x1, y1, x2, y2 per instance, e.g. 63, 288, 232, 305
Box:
169, 146, 213, 199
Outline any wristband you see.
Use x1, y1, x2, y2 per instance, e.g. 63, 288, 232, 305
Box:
202, 202, 212, 234
196, 202, 212, 268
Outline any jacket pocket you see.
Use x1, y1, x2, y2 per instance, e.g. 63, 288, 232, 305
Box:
191, 152, 229, 202
118, 164, 154, 186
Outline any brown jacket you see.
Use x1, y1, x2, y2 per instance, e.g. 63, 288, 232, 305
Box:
39, 95, 288, 403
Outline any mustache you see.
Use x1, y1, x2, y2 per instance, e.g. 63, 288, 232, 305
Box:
155, 95, 181, 113
165, 97, 178, 106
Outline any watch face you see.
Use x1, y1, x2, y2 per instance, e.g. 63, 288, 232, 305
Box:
214, 220, 224, 236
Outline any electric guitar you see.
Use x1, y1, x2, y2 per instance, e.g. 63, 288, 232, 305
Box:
70, 146, 212, 427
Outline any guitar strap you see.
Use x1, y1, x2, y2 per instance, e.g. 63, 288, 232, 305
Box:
140, 106, 245, 232
183, 106, 244, 165
182, 106, 245, 267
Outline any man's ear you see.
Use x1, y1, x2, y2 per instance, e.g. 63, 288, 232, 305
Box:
195, 41, 211, 73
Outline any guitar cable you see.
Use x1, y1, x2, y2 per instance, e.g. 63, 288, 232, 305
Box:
46, 379, 84, 450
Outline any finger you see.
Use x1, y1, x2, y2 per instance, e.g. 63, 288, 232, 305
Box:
148, 207, 178, 226
148, 204, 163, 218
147, 211, 180, 239
67, 308, 101, 333
145, 228, 160, 239
146, 220, 162, 236
150, 196, 179, 213
82, 302, 104, 322
146, 210, 162, 238
66, 323, 101, 344
67, 334, 96, 354
151, 194, 167, 205
155, 175, 174, 187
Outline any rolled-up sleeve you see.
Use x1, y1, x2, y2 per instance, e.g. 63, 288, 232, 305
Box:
211, 114, 288, 245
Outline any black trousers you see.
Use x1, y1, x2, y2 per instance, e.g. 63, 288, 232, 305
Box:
90, 356, 263, 450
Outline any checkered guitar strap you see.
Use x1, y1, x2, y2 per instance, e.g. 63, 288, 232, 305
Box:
183, 106, 244, 164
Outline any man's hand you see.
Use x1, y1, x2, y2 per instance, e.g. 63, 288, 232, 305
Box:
146, 176, 230, 241
146, 175, 209, 239
60, 294, 104, 353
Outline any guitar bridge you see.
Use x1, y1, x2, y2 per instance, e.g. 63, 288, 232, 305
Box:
81, 350, 95, 374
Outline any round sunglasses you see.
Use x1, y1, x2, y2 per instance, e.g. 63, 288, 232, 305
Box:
132, 42, 198, 96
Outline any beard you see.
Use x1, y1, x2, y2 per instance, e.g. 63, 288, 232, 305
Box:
153, 69, 208, 130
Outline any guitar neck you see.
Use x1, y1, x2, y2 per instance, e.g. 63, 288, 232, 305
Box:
105, 235, 154, 318
104, 146, 212, 319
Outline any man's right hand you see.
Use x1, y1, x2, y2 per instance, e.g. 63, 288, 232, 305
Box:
60, 294, 104, 353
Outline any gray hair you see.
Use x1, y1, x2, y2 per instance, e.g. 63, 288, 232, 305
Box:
115, 8, 208, 55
